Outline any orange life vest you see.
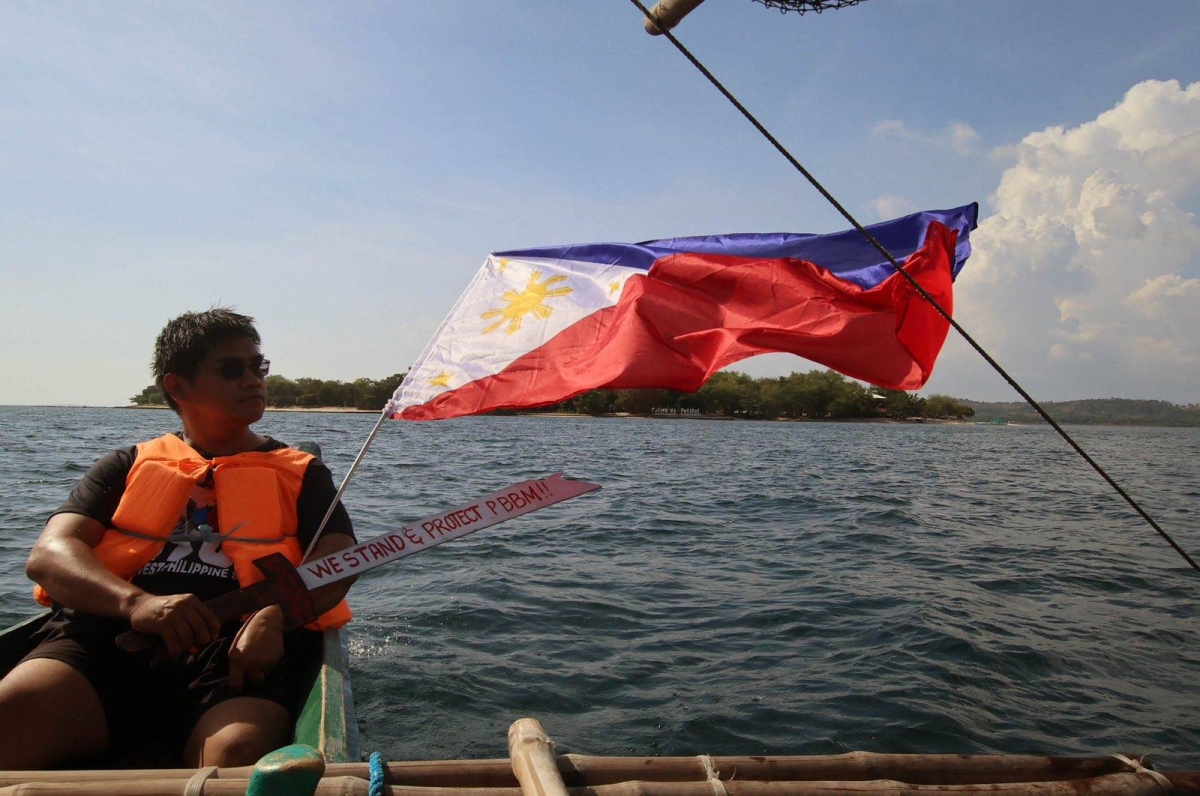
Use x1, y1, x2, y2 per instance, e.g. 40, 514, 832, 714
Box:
33, 433, 352, 630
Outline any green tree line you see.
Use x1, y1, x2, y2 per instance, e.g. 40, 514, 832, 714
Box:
130, 369, 974, 419
130, 373, 406, 411
529, 370, 975, 420
964, 398, 1200, 427
130, 369, 1197, 425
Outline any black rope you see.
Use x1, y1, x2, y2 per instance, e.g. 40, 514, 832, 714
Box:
628, 0, 1199, 576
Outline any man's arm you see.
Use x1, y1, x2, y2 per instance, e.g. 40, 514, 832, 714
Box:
239, 529, 357, 632
304, 531, 358, 614
227, 530, 358, 693
26, 513, 221, 657
228, 456, 359, 692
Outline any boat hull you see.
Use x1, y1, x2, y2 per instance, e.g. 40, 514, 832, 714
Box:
0, 612, 358, 766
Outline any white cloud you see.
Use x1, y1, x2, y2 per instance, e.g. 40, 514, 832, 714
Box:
948, 122, 982, 154
872, 119, 908, 137
1127, 273, 1200, 315
872, 118, 981, 155
1128, 336, 1195, 368
934, 79, 1200, 402
869, 194, 915, 220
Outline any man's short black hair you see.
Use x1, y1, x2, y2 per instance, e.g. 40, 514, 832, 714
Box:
153, 308, 260, 411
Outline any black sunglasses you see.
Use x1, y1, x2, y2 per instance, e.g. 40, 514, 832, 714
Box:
216, 357, 270, 380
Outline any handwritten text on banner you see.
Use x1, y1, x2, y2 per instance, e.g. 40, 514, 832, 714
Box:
299, 474, 600, 590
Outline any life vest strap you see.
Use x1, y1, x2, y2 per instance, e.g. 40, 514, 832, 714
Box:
104, 521, 286, 546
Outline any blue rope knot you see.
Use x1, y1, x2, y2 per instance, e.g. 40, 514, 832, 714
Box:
368, 751, 386, 796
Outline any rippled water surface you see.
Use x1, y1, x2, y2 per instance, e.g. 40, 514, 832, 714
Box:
1, 406, 1197, 766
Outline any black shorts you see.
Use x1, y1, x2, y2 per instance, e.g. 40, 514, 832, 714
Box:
20, 612, 322, 757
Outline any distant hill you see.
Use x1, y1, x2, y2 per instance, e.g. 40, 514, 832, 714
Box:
961, 398, 1200, 427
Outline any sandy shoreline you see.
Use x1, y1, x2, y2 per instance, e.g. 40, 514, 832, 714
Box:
120, 405, 377, 413
117, 405, 972, 422
266, 407, 376, 413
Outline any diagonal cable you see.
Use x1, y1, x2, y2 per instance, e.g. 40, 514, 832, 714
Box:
628, 0, 1198, 575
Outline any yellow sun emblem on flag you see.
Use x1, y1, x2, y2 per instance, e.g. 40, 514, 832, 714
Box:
429, 372, 451, 389
481, 270, 573, 335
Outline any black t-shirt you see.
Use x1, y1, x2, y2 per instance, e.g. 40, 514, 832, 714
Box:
51, 434, 354, 610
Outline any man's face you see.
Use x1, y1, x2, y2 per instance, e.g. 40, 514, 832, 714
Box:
171, 336, 268, 428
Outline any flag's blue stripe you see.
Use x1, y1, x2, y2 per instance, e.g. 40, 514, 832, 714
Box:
494, 203, 978, 290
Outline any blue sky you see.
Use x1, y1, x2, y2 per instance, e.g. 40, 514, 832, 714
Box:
2, 1, 1198, 406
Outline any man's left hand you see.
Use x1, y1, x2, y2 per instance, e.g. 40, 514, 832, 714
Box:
228, 604, 285, 694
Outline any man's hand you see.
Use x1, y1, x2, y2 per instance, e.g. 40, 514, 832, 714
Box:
127, 593, 221, 659
227, 605, 285, 694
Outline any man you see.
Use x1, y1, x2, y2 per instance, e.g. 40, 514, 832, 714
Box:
0, 308, 356, 769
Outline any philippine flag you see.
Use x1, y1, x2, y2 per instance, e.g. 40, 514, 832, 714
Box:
388, 204, 978, 422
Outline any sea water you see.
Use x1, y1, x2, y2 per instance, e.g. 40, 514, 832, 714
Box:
0, 406, 1196, 766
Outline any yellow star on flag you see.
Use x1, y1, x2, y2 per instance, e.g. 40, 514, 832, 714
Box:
429, 372, 452, 388
481, 270, 573, 335
609, 280, 621, 296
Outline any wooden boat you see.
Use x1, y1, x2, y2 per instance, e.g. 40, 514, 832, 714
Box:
3, 619, 1199, 793
1, 441, 1193, 792
0, 716, 1196, 795
0, 612, 1196, 793
0, 611, 360, 768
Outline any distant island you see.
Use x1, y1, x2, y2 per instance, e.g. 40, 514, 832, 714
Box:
128, 371, 1200, 427
961, 398, 1199, 427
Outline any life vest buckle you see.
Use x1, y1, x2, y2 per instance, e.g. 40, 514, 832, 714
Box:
167, 521, 247, 548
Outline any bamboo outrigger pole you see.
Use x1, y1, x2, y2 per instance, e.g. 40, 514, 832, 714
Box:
643, 0, 708, 34
3, 731, 1197, 794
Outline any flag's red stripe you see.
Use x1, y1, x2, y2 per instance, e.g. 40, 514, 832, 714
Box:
399, 222, 957, 421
